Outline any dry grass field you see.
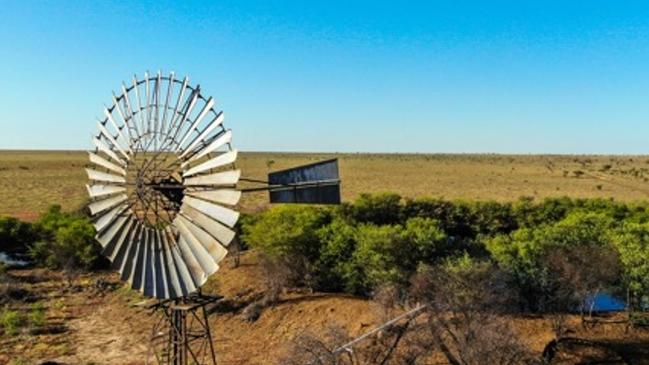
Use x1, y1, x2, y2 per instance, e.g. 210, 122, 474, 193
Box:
3, 150, 649, 220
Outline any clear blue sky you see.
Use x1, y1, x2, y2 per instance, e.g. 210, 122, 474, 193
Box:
1, 1, 649, 153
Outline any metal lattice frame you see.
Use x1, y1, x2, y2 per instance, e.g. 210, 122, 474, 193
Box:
87, 71, 241, 300
146, 294, 220, 365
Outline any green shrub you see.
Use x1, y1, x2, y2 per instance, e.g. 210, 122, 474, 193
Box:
402, 217, 449, 262
243, 205, 330, 260
313, 217, 449, 295
403, 198, 474, 237
470, 201, 517, 236
348, 224, 405, 294
28, 302, 46, 327
1, 308, 25, 335
242, 193, 649, 306
315, 218, 359, 292
0, 215, 37, 254
342, 193, 402, 225
611, 222, 649, 307
242, 205, 331, 287
486, 211, 618, 311
29, 205, 101, 270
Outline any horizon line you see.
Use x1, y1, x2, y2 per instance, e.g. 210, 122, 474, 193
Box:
1, 148, 649, 157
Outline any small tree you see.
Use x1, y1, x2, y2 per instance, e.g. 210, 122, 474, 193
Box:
611, 222, 649, 309
410, 255, 536, 365
242, 205, 331, 289
29, 205, 100, 279
0, 216, 37, 254
342, 193, 402, 226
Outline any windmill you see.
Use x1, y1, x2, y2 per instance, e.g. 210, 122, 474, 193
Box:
86, 71, 341, 365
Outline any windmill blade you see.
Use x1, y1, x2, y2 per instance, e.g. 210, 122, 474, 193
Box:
89, 152, 126, 176
120, 83, 141, 137
183, 129, 231, 166
96, 214, 129, 248
133, 75, 147, 141
104, 108, 132, 152
140, 230, 155, 297
175, 233, 210, 287
174, 216, 218, 270
88, 194, 128, 215
92, 137, 127, 166
93, 204, 128, 233
186, 189, 241, 206
113, 222, 143, 280
144, 71, 151, 135
181, 205, 237, 247
182, 150, 238, 178
102, 218, 135, 261
154, 233, 169, 298
110, 94, 132, 141
161, 230, 183, 297
154, 72, 162, 139
174, 216, 219, 274
176, 89, 200, 134
176, 214, 228, 264
184, 169, 240, 187
97, 121, 131, 160
166, 76, 189, 136
176, 97, 215, 150
86, 168, 126, 184
182, 196, 239, 228
168, 236, 196, 294
128, 228, 147, 289
179, 112, 224, 159
143, 232, 155, 297
86, 184, 126, 199
160, 72, 174, 138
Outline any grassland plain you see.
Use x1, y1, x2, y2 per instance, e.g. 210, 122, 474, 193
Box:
3, 150, 649, 220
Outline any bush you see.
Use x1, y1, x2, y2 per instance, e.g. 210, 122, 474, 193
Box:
241, 193, 647, 308
402, 217, 450, 264
242, 205, 331, 288
611, 222, 649, 307
28, 302, 46, 327
341, 192, 402, 225
0, 216, 37, 254
29, 205, 101, 271
403, 198, 474, 237
347, 224, 405, 294
486, 211, 618, 311
0, 308, 25, 335
315, 218, 359, 292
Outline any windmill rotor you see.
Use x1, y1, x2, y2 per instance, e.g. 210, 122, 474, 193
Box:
86, 71, 343, 365
86, 71, 239, 300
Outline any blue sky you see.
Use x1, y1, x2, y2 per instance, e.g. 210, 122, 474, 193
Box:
1, 1, 649, 153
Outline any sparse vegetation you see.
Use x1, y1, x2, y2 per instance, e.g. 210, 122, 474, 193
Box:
1, 308, 25, 336
28, 204, 102, 272
4, 152, 649, 362
7, 151, 649, 219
